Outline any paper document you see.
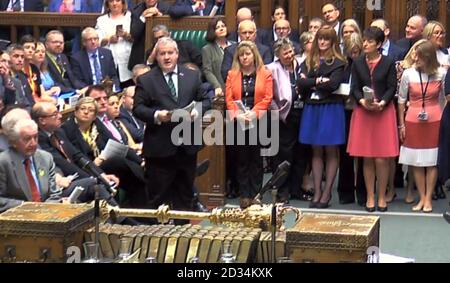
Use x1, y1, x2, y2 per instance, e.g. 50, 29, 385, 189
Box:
170, 101, 196, 114
363, 86, 375, 101
233, 100, 254, 131
100, 139, 129, 160
333, 83, 350, 96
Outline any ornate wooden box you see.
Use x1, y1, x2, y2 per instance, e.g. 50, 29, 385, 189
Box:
0, 203, 94, 263
286, 213, 380, 263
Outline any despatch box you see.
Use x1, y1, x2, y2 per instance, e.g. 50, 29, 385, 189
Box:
0, 202, 94, 262
286, 213, 380, 263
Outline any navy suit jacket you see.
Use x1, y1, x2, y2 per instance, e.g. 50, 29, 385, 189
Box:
0, 0, 43, 11
119, 106, 145, 143
220, 42, 273, 81
46, 53, 84, 93
70, 47, 120, 89
38, 128, 93, 178
128, 1, 170, 70
168, 0, 223, 19
396, 37, 420, 54
387, 41, 407, 62
133, 65, 211, 158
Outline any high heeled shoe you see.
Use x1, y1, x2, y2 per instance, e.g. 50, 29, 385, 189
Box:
316, 201, 330, 209
365, 206, 376, 212
377, 206, 388, 212
412, 203, 424, 211
309, 201, 319, 208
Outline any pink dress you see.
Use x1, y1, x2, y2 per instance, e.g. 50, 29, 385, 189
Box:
398, 68, 445, 167
347, 57, 400, 158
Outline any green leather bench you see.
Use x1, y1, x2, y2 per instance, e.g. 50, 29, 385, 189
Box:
171, 30, 207, 50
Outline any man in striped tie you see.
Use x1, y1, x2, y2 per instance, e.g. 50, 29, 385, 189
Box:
133, 37, 211, 220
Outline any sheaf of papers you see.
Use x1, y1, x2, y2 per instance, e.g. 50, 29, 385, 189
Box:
100, 139, 129, 160
233, 100, 255, 131
333, 83, 350, 96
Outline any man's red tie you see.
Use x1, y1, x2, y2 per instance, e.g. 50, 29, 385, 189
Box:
24, 158, 41, 202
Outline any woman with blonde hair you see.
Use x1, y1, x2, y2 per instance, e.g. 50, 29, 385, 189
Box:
298, 25, 347, 208
225, 41, 273, 208
398, 40, 446, 213
423, 21, 448, 68
340, 19, 362, 39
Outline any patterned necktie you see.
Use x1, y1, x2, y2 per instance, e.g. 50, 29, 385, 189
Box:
12, 0, 21, 11
50, 134, 69, 161
167, 72, 177, 100
56, 55, 66, 77
23, 158, 41, 202
91, 53, 103, 84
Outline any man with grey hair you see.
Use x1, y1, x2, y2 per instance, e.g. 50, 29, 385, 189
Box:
227, 7, 265, 43
221, 20, 272, 80
144, 24, 202, 69
0, 118, 60, 212
71, 27, 121, 91
0, 107, 31, 151
396, 15, 428, 52
133, 36, 211, 221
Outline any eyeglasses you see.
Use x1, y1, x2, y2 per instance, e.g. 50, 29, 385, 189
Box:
41, 111, 59, 118
78, 107, 96, 114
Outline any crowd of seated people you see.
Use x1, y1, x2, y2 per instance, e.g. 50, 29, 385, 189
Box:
0, 0, 450, 220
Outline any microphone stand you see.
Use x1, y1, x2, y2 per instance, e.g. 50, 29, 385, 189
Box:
93, 183, 100, 262
270, 189, 277, 263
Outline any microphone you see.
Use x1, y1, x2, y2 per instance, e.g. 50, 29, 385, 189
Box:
254, 161, 291, 201
77, 157, 117, 196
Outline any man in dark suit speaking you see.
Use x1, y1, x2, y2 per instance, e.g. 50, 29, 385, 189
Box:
133, 37, 210, 215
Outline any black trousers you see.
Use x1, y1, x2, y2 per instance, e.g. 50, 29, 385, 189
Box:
61, 177, 118, 206
145, 148, 197, 211
337, 110, 366, 204
273, 109, 309, 200
100, 156, 148, 208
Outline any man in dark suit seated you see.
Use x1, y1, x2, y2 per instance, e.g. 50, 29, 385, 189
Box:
71, 27, 120, 91
221, 20, 272, 81
396, 15, 427, 53
44, 30, 86, 94
128, 0, 170, 71
133, 37, 211, 218
0, 50, 18, 108
0, 118, 60, 212
119, 87, 145, 143
5, 44, 34, 108
145, 24, 202, 69
371, 19, 407, 62
32, 102, 120, 206
168, 0, 224, 19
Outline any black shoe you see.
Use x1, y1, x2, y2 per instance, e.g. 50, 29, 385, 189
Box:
436, 185, 446, 199
316, 201, 330, 209
194, 200, 209, 212
309, 201, 318, 208
377, 206, 388, 212
365, 206, 376, 212
443, 211, 450, 224
196, 159, 210, 177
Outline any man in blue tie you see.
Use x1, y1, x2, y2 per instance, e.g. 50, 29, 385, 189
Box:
133, 37, 211, 218
70, 27, 120, 91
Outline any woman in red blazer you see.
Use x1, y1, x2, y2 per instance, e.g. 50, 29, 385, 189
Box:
225, 40, 273, 209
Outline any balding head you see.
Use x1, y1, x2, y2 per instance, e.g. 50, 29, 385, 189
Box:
406, 15, 427, 39
238, 20, 257, 42
236, 7, 252, 23
371, 19, 390, 41
274, 19, 291, 39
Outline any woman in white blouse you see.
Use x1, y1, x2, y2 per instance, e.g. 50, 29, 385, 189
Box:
95, 0, 134, 88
